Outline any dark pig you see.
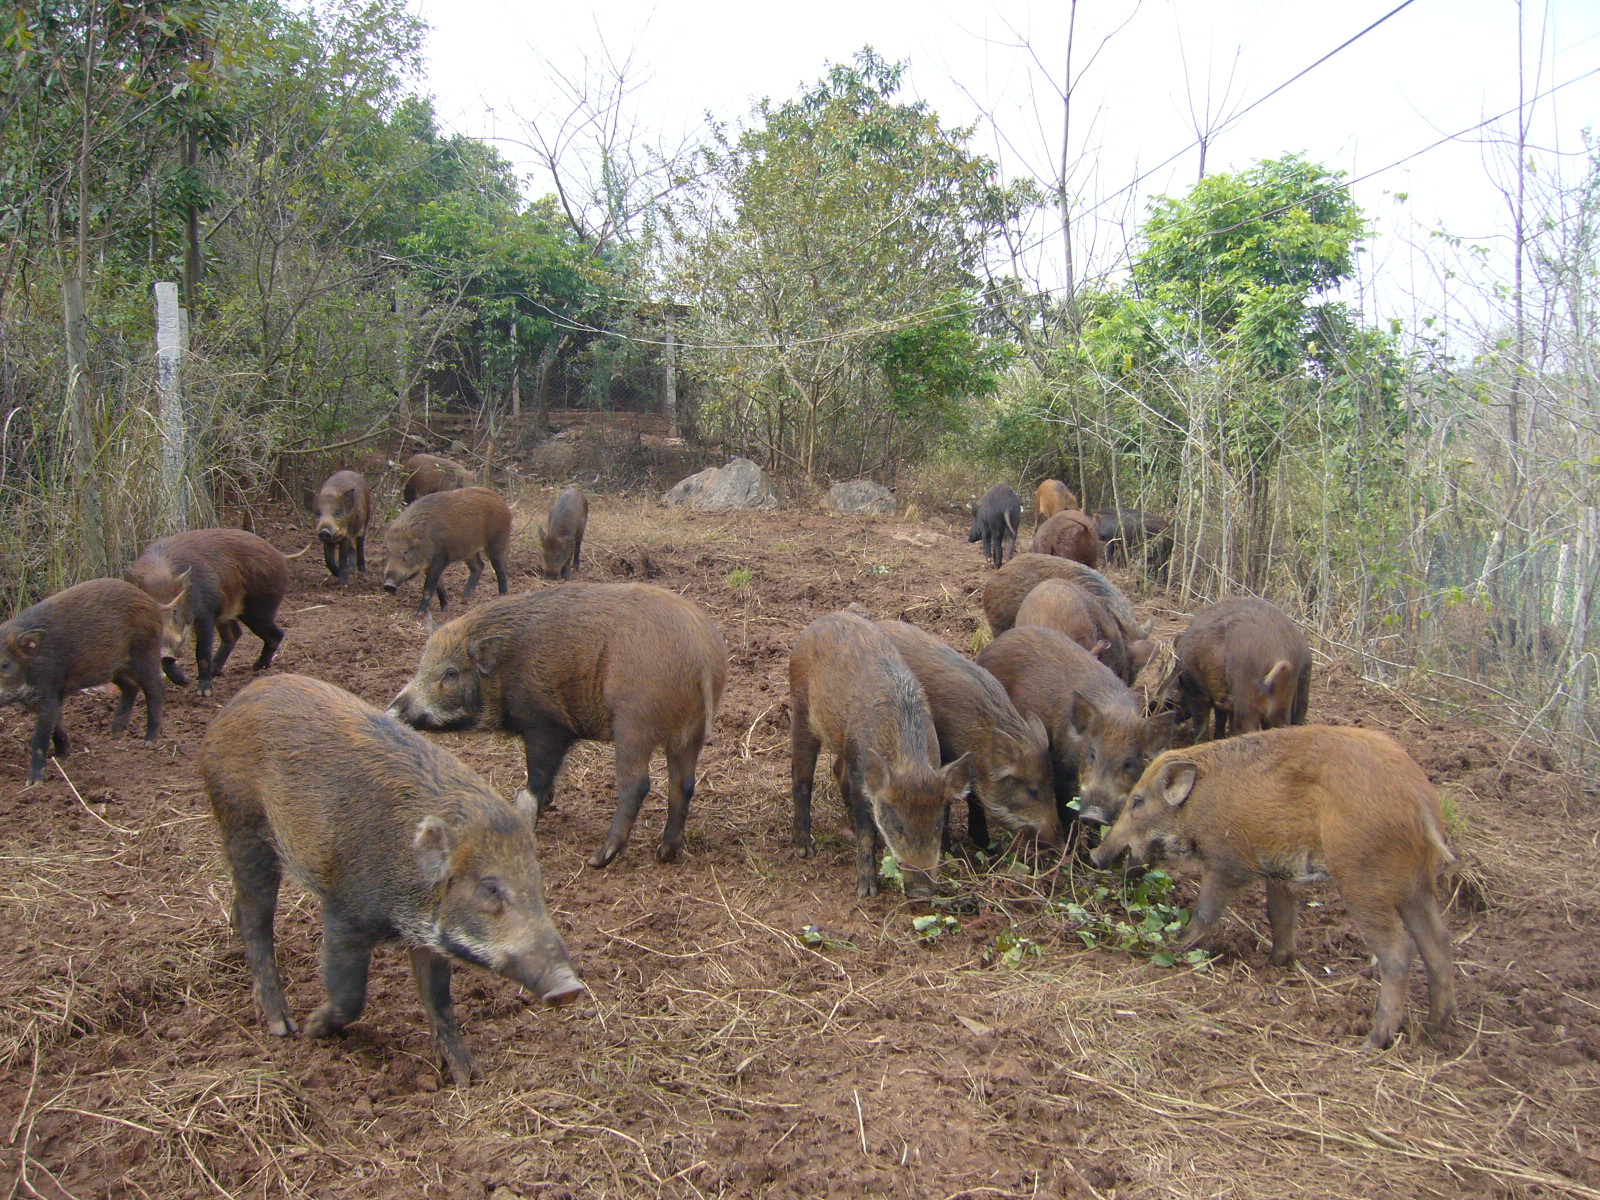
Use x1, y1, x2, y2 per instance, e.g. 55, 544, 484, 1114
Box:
201, 674, 583, 1086
0, 578, 174, 783
1015, 578, 1155, 685
125, 528, 290, 698
540, 486, 589, 580
388, 583, 726, 868
381, 487, 512, 620
968, 484, 1022, 569
1094, 507, 1174, 571
875, 619, 1060, 849
1034, 479, 1078, 531
790, 613, 972, 898
982, 553, 1151, 647
1162, 597, 1311, 740
314, 469, 372, 586
1090, 726, 1456, 1049
402, 452, 475, 504
1032, 509, 1102, 569
978, 625, 1182, 831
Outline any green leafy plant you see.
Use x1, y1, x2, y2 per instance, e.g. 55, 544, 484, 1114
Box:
800, 925, 856, 952
1056, 869, 1209, 968
723, 566, 754, 589
879, 850, 905, 892
987, 926, 1042, 968
912, 914, 961, 943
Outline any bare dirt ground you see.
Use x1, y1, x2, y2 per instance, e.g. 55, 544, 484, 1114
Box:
3, 478, 1599, 1200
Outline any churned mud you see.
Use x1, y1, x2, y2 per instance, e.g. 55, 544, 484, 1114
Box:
2, 482, 1597, 1199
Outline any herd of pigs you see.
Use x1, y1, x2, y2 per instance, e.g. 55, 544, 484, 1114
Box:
0, 459, 1458, 1088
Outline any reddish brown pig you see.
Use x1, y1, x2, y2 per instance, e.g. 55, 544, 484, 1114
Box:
1034, 479, 1078, 530
1162, 597, 1311, 740
401, 452, 475, 504
314, 469, 372, 586
389, 584, 726, 869
1032, 509, 1102, 568
983, 553, 1150, 648
1014, 578, 1155, 685
978, 625, 1182, 832
202, 675, 584, 1086
0, 578, 174, 783
381, 487, 511, 620
125, 528, 289, 698
540, 486, 589, 580
876, 619, 1059, 849
790, 613, 973, 898
1090, 726, 1456, 1049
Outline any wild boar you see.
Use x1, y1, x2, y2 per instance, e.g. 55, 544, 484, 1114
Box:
790, 612, 973, 898
125, 528, 290, 698
381, 487, 512, 620
402, 452, 475, 504
982, 553, 1151, 648
389, 583, 727, 869
201, 674, 584, 1086
1014, 578, 1155, 685
1090, 726, 1456, 1050
875, 619, 1060, 849
978, 625, 1182, 832
968, 484, 1022, 569
1163, 596, 1311, 740
314, 469, 372, 586
1034, 479, 1078, 531
1094, 507, 1174, 571
540, 486, 589, 580
1032, 510, 1102, 569
0, 578, 174, 783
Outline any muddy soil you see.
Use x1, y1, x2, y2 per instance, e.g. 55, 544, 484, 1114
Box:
2, 486, 1597, 1200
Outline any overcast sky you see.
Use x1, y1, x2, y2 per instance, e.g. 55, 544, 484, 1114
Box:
412, 0, 1600, 341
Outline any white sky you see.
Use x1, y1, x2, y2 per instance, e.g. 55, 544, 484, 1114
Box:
413, 0, 1600, 341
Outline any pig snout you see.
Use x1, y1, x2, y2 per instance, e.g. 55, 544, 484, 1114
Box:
316, 523, 338, 544
382, 578, 399, 594
536, 963, 587, 1007
901, 865, 938, 901
503, 950, 586, 1006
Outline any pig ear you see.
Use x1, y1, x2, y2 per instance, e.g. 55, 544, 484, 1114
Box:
1089, 638, 1110, 660
413, 816, 454, 884
861, 749, 892, 800
12, 630, 42, 658
1024, 713, 1049, 745
512, 788, 539, 835
1157, 761, 1198, 807
940, 752, 974, 800
469, 635, 505, 675
537, 524, 547, 541
1069, 693, 1097, 737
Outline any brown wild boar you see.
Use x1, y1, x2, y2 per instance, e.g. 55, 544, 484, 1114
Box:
790, 613, 973, 898
389, 584, 726, 869
125, 528, 290, 698
202, 675, 584, 1086
1090, 726, 1456, 1049
1014, 578, 1155, 685
983, 553, 1150, 647
1032, 509, 1102, 569
1094, 507, 1173, 571
540, 486, 589, 580
875, 619, 1060, 849
1034, 479, 1078, 531
978, 625, 1182, 831
0, 578, 175, 783
381, 487, 512, 620
968, 484, 1022, 569
314, 469, 372, 585
401, 452, 475, 504
1162, 596, 1311, 740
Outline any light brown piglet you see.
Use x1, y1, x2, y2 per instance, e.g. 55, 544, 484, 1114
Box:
1091, 725, 1456, 1050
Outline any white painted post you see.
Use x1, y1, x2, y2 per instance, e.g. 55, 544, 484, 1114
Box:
155, 281, 188, 531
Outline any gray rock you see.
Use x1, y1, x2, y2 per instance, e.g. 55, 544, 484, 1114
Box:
664, 458, 783, 510
662, 466, 718, 507
825, 480, 896, 515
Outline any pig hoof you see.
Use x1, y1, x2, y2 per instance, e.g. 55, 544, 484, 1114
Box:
143, 735, 159, 748
1269, 951, 1296, 968
795, 843, 816, 859
655, 841, 682, 864
1362, 1031, 1396, 1051
586, 846, 618, 869
265, 1016, 300, 1038
303, 1005, 347, 1039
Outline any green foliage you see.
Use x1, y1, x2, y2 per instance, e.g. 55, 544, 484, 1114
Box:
722, 566, 754, 589
799, 925, 857, 952
912, 914, 961, 943
672, 48, 1031, 478
984, 926, 1042, 968
1056, 869, 1209, 967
